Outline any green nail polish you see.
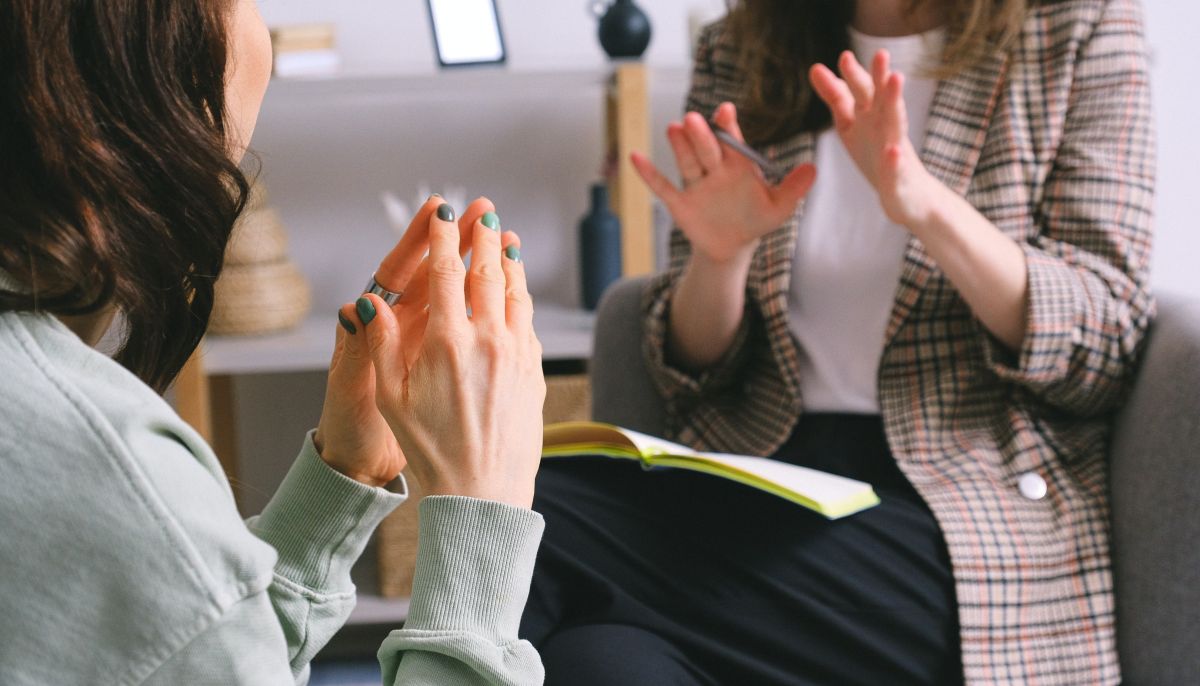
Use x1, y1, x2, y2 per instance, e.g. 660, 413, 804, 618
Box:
436, 203, 455, 222
337, 311, 357, 335
356, 297, 376, 325
505, 246, 522, 263
481, 211, 500, 231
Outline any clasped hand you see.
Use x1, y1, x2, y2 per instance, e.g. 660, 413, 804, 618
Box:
314, 195, 546, 510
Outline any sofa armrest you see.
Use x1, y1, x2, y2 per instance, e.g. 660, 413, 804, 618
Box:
1111, 293, 1200, 683
590, 277, 668, 437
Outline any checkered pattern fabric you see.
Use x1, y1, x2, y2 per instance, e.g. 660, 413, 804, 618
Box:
641, 1, 1155, 683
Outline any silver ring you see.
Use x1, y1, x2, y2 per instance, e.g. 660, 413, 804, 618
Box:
364, 273, 403, 306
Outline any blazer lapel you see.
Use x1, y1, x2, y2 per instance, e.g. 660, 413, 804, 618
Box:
884, 46, 1011, 344
754, 131, 817, 309
753, 131, 816, 392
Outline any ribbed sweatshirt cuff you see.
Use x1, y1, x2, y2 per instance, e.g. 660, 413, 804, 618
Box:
404, 496, 545, 642
248, 430, 408, 592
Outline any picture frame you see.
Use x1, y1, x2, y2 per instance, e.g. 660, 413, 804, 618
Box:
425, 0, 507, 68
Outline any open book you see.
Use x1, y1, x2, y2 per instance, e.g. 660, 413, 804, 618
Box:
542, 422, 880, 520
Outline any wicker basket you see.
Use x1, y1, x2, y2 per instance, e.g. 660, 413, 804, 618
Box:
208, 261, 311, 336
209, 182, 311, 336
376, 373, 593, 598
225, 208, 289, 266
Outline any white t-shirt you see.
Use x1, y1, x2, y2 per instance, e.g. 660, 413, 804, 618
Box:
787, 26, 946, 413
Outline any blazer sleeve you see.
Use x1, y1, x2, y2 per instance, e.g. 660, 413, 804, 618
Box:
642, 22, 759, 407
981, 0, 1156, 417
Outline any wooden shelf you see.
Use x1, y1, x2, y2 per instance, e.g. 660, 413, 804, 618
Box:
261, 65, 689, 103
200, 304, 595, 376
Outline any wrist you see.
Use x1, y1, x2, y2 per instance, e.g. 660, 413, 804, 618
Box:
691, 243, 756, 280
896, 170, 950, 236
312, 430, 393, 488
421, 480, 535, 511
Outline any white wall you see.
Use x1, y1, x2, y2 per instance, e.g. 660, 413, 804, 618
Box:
257, 0, 726, 75
1142, 0, 1200, 298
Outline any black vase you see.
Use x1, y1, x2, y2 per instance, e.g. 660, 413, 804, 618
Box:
597, 0, 652, 59
579, 183, 623, 310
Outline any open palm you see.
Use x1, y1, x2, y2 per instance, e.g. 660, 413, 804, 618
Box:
632, 103, 816, 264
809, 50, 939, 227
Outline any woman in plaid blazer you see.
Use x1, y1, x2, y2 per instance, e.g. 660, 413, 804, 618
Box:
611, 0, 1152, 683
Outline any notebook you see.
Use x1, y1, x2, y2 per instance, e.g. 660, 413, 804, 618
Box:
542, 422, 880, 520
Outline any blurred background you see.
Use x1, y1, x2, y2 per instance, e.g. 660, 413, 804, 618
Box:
186, 2, 1198, 682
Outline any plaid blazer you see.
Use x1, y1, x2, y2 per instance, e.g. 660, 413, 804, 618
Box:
641, 0, 1155, 683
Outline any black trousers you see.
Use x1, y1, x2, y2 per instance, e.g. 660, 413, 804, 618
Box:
520, 414, 963, 686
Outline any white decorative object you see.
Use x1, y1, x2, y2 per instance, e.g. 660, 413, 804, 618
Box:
380, 185, 469, 237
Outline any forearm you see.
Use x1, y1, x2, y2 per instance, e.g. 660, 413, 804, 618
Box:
909, 183, 1029, 351
667, 247, 755, 371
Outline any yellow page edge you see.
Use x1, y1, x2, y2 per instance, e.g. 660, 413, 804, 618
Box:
647, 455, 881, 520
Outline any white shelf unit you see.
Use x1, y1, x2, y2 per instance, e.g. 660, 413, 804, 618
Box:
202, 304, 595, 375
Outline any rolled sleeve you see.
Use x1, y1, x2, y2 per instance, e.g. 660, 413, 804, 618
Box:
248, 430, 407, 593
983, 246, 1087, 386
980, 0, 1155, 417
378, 496, 545, 685
642, 269, 757, 403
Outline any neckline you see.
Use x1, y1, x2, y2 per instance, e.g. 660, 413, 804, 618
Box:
847, 24, 947, 44
847, 25, 946, 72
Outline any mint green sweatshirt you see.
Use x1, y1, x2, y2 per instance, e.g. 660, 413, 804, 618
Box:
0, 302, 546, 685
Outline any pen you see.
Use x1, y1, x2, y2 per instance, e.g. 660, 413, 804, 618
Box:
709, 121, 772, 173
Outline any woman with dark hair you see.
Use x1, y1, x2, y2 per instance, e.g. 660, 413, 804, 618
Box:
0, 1, 546, 684
521, 0, 1154, 683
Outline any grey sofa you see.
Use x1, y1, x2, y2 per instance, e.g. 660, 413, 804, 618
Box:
590, 276, 1200, 684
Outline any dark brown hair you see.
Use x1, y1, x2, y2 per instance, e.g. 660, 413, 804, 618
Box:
0, 0, 250, 392
725, 0, 1030, 147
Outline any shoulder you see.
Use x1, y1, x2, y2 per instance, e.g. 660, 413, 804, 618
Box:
1018, 0, 1147, 56
0, 312, 275, 682
1007, 0, 1149, 101
686, 19, 746, 113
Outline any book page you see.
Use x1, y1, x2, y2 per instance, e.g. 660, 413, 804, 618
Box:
696, 452, 871, 503
618, 428, 697, 458
542, 422, 695, 458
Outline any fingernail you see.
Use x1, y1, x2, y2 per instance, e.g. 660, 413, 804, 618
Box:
355, 297, 376, 326
337, 311, 357, 335
505, 246, 522, 263
430, 192, 442, 199
436, 203, 455, 222
481, 211, 500, 231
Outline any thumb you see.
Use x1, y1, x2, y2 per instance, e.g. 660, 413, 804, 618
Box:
355, 294, 405, 387
712, 101, 745, 142
769, 163, 817, 212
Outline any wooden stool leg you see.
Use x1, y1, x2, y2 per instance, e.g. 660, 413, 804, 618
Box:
175, 349, 213, 442
606, 63, 655, 276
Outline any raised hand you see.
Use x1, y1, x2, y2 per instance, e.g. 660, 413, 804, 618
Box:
359, 203, 545, 510
631, 103, 816, 264
313, 194, 447, 487
314, 195, 509, 488
809, 50, 941, 227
